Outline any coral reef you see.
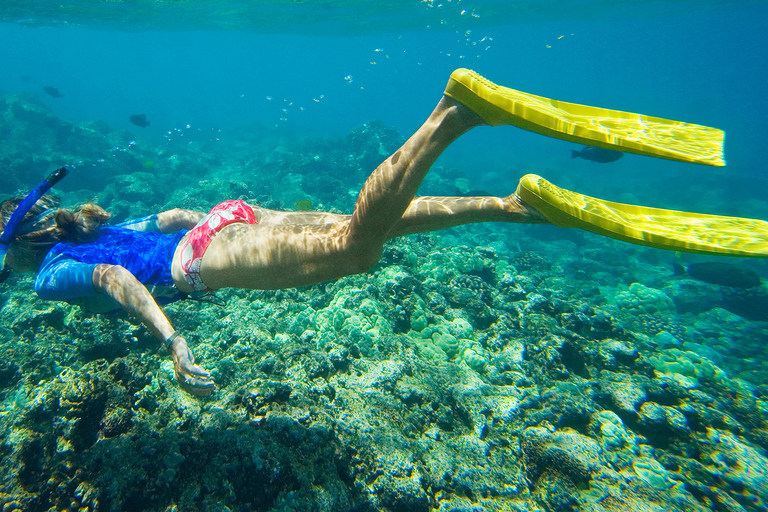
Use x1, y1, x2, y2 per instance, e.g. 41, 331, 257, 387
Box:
0, 95, 767, 512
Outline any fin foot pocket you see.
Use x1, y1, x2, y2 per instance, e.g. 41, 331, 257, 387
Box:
444, 68, 725, 166
516, 174, 768, 258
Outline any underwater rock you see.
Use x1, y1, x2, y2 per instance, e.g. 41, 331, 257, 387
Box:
664, 279, 724, 315
724, 379, 765, 432
597, 338, 639, 369
498, 273, 528, 303
240, 379, 293, 414
598, 371, 647, 415
638, 401, 690, 439
447, 274, 492, 307
512, 251, 551, 271
560, 304, 628, 341
57, 371, 112, 451
0, 94, 151, 193
100, 406, 133, 438
380, 244, 418, 268
523, 293, 555, 315
449, 369, 522, 438
527, 380, 597, 431
522, 427, 603, 484
632, 456, 681, 492
459, 342, 489, 373
0, 361, 22, 389
80, 118, 113, 136
376, 265, 421, 300
10, 301, 68, 335
101, 172, 171, 207
590, 410, 635, 452
408, 305, 428, 332
426, 290, 449, 315
445, 274, 496, 329
703, 429, 768, 502
107, 359, 151, 395
677, 390, 747, 436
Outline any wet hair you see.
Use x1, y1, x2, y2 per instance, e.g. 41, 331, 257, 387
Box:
0, 194, 111, 269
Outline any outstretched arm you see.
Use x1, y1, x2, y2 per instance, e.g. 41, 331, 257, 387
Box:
117, 208, 205, 234
156, 208, 206, 232
92, 264, 215, 396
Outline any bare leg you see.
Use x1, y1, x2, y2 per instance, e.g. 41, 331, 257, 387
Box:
388, 194, 548, 239
345, 96, 483, 251
251, 193, 547, 236
178, 97, 534, 291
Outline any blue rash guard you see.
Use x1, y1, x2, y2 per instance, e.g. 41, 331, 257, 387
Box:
35, 221, 187, 303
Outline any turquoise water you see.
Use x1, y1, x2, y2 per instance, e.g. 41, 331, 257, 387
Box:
3, 1, 767, 188
1, 2, 768, 511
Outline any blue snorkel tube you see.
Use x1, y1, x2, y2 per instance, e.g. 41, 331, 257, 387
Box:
0, 167, 69, 283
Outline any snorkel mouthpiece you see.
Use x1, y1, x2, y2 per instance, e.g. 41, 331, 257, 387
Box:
0, 167, 69, 283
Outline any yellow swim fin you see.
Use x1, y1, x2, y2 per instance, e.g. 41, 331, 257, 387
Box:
444, 68, 725, 167
516, 174, 768, 258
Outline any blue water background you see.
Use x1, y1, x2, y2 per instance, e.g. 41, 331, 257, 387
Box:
1, 1, 766, 214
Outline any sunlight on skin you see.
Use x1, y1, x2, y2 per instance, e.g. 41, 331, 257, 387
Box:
177, 96, 547, 293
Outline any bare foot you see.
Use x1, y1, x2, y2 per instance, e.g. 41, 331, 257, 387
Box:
504, 193, 549, 224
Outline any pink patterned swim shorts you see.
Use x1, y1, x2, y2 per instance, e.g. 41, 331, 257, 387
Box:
179, 200, 257, 291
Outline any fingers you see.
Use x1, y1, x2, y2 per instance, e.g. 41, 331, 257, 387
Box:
175, 360, 216, 396
169, 337, 217, 396
176, 366, 216, 396
177, 373, 216, 396
187, 364, 211, 378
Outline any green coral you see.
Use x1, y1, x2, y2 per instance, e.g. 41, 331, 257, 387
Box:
410, 318, 487, 370
416, 251, 458, 283
410, 308, 428, 332
615, 283, 674, 316
649, 348, 727, 388
374, 265, 412, 289
314, 292, 392, 345
460, 343, 488, 372
430, 331, 462, 359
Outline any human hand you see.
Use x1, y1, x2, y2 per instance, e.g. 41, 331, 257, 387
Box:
169, 336, 216, 396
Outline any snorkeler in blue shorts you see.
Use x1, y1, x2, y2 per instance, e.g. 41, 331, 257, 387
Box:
2, 69, 765, 396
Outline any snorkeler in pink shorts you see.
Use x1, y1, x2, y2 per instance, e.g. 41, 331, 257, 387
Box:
3, 69, 751, 397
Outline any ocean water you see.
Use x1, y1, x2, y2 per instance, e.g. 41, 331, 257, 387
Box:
3, 1, 767, 194
1, 1, 768, 511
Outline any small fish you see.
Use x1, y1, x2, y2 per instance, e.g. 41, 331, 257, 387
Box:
130, 114, 150, 128
44, 86, 63, 98
571, 145, 623, 163
294, 199, 313, 211
673, 262, 761, 289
